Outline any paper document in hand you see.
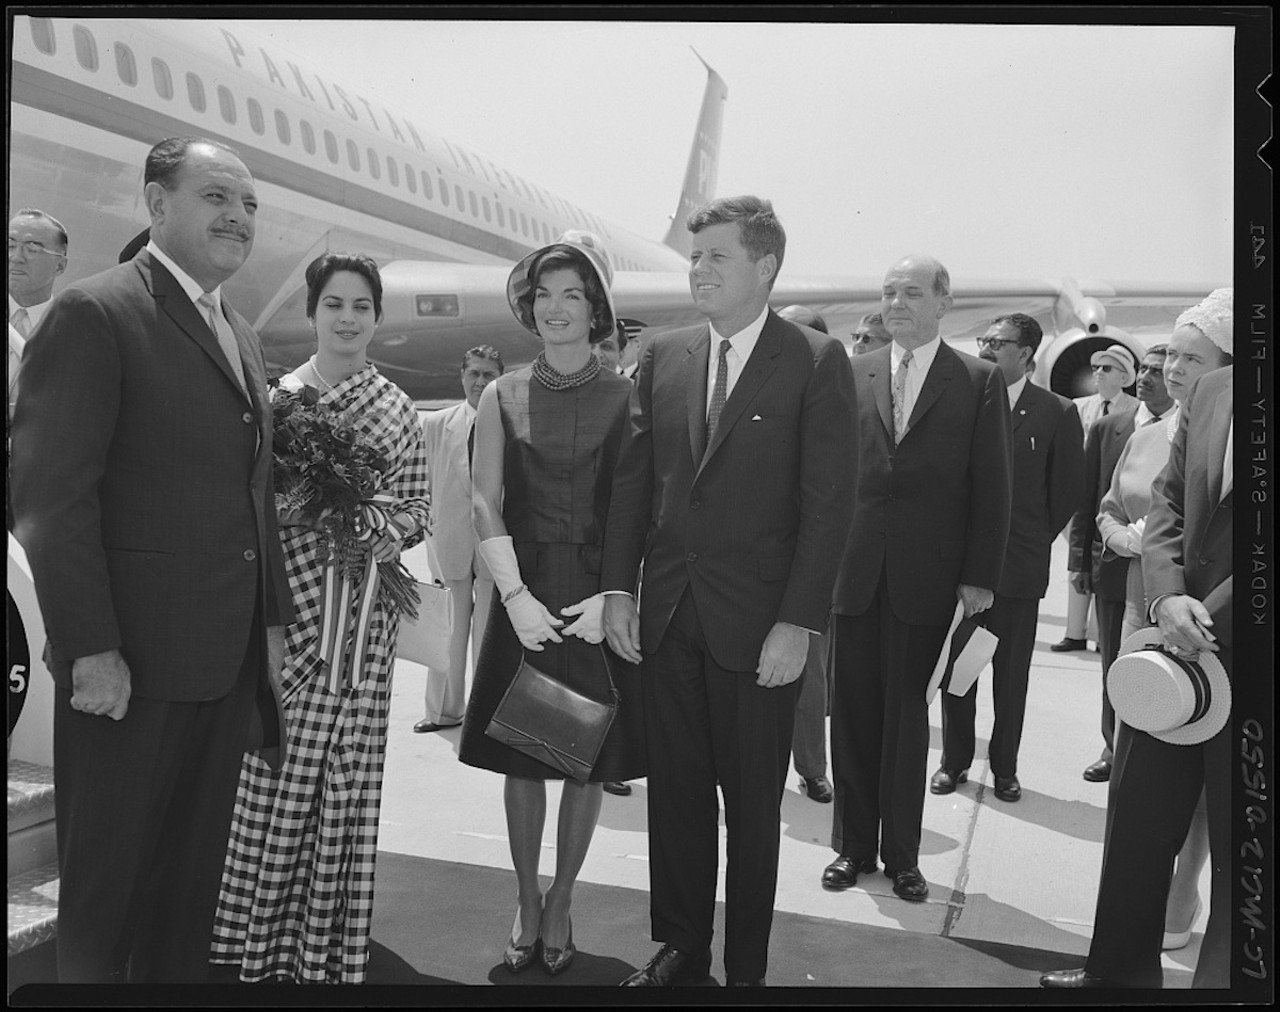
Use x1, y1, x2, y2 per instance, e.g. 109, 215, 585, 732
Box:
925, 600, 999, 703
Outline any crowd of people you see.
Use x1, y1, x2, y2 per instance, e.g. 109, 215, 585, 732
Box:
8, 134, 1234, 990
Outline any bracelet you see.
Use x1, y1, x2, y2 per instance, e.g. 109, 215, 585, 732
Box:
501, 584, 528, 605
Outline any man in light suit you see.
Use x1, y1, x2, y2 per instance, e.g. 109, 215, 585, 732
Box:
414, 345, 503, 733
1054, 343, 1139, 652
1068, 345, 1173, 782
823, 254, 1012, 902
602, 196, 858, 987
11, 137, 292, 983
1042, 360, 1234, 989
935, 314, 1084, 801
8, 208, 69, 422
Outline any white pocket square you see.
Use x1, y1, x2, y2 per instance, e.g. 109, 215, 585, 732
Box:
751, 414, 763, 421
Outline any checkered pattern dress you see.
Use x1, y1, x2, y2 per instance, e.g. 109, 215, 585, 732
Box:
210, 365, 430, 983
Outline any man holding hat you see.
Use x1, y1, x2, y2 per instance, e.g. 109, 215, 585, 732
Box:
1053, 343, 1139, 653
1041, 289, 1234, 989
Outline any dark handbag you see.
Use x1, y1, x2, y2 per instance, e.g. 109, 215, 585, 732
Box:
485, 645, 620, 781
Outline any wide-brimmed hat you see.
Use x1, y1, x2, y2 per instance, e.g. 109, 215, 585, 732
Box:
506, 230, 618, 341
1107, 627, 1230, 745
1090, 344, 1137, 387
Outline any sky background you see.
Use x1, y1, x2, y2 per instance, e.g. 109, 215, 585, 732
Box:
224, 18, 1234, 288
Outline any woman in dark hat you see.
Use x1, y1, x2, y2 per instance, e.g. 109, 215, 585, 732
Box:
458, 231, 645, 977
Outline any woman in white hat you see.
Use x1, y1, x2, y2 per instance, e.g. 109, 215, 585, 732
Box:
1094, 288, 1232, 953
458, 232, 646, 977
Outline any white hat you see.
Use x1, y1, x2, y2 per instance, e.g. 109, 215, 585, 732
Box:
1108, 627, 1230, 745
1175, 287, 1233, 358
1089, 345, 1137, 387
506, 230, 618, 342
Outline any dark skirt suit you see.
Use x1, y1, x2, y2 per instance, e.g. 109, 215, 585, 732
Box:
459, 367, 646, 783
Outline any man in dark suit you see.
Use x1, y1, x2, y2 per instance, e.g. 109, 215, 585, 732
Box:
934, 314, 1084, 801
602, 196, 857, 987
1068, 345, 1173, 782
10, 137, 293, 983
823, 254, 1012, 902
1042, 359, 1233, 989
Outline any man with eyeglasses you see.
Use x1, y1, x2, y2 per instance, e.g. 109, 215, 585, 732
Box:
1053, 344, 1139, 653
934, 314, 1084, 802
8, 209, 69, 421
850, 311, 892, 356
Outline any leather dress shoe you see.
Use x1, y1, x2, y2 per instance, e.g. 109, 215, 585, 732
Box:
414, 719, 460, 733
1082, 759, 1112, 782
603, 781, 632, 796
802, 775, 833, 803
1039, 967, 1113, 988
929, 767, 968, 794
821, 854, 877, 890
621, 944, 712, 986
993, 775, 1021, 802
884, 866, 929, 901
1049, 637, 1088, 653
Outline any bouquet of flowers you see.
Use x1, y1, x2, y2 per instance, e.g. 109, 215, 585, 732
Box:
272, 384, 420, 619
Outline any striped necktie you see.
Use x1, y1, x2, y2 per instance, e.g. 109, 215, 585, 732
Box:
892, 349, 913, 444
197, 293, 247, 394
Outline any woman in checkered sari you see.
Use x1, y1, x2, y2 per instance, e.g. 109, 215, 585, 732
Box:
210, 254, 430, 983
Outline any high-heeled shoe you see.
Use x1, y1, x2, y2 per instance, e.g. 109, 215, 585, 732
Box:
503, 904, 543, 972
1162, 897, 1202, 951
541, 927, 576, 976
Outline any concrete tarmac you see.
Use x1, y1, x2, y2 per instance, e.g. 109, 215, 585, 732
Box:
378, 537, 1207, 987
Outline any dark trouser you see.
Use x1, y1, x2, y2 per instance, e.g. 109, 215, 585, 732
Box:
642, 588, 799, 983
53, 631, 261, 983
792, 630, 830, 779
1096, 596, 1125, 761
829, 584, 946, 870
1085, 720, 1231, 987
940, 594, 1038, 778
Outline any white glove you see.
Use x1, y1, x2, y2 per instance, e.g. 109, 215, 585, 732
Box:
478, 536, 563, 650
505, 588, 563, 651
561, 594, 605, 644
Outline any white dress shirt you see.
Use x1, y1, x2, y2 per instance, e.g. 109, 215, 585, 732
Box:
890, 335, 942, 426
145, 240, 222, 315
8, 293, 52, 335
1006, 375, 1027, 411
706, 306, 769, 417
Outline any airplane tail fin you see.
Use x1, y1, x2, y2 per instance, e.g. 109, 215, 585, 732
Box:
662, 50, 728, 259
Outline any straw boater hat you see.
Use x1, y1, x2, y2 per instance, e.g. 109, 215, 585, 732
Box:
1107, 627, 1230, 746
1089, 344, 1137, 387
506, 230, 618, 341
1175, 287, 1233, 357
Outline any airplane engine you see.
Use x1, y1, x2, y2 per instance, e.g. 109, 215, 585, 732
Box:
1036, 281, 1147, 400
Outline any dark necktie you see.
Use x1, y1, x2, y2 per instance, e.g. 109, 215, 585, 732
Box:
467, 422, 476, 474
707, 338, 731, 439
1101, 400, 1110, 416
1146, 410, 1162, 425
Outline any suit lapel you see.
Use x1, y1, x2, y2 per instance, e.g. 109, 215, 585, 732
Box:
143, 252, 250, 403
686, 327, 710, 465
906, 341, 955, 433
1206, 380, 1233, 501
866, 347, 894, 441
1011, 386, 1033, 432
699, 314, 782, 469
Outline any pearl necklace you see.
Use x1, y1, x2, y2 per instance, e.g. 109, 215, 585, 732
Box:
309, 355, 339, 394
531, 351, 600, 391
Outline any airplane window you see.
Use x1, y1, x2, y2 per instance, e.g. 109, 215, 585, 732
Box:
405, 164, 416, 194
275, 109, 291, 145
387, 157, 399, 187
520, 212, 528, 237
347, 140, 360, 172
495, 202, 505, 228
482, 197, 491, 222
114, 43, 137, 87
468, 191, 479, 218
217, 86, 236, 125
73, 25, 99, 72
151, 58, 173, 100
367, 149, 380, 180
29, 17, 56, 56
439, 178, 449, 207
187, 73, 206, 113
301, 120, 316, 155
454, 185, 465, 211
247, 98, 264, 136
323, 129, 339, 164
421, 171, 434, 200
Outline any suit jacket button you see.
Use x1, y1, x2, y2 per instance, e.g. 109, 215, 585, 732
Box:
686, 552, 698, 563
242, 411, 254, 424
690, 499, 701, 510
243, 549, 257, 562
